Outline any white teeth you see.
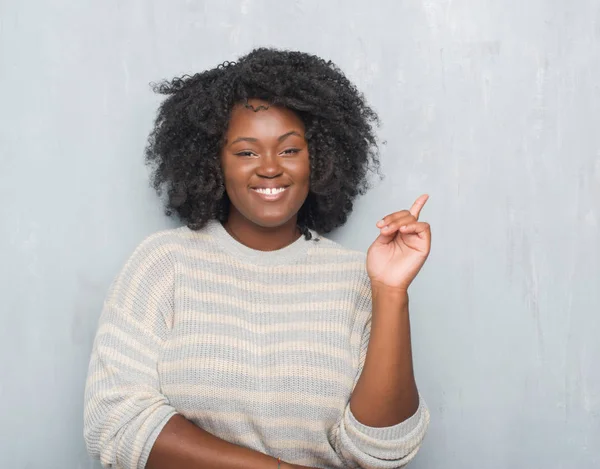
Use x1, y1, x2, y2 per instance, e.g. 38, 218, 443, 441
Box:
255, 187, 286, 195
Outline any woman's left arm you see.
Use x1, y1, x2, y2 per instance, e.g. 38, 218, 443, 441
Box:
349, 286, 419, 427
335, 195, 432, 468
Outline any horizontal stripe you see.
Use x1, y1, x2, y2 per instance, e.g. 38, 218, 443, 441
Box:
179, 289, 358, 312
168, 320, 363, 353
85, 352, 159, 389
161, 373, 351, 398
179, 266, 369, 297
84, 387, 169, 425
161, 346, 355, 380
174, 307, 363, 330
147, 227, 364, 259
187, 251, 366, 274
96, 323, 158, 363
173, 314, 361, 337
170, 392, 344, 420
160, 356, 352, 384
127, 241, 366, 274
165, 334, 353, 362
165, 383, 345, 409
100, 304, 164, 348
93, 345, 157, 379
196, 423, 330, 445
163, 328, 360, 361
122, 265, 173, 326
85, 370, 114, 390
186, 410, 331, 432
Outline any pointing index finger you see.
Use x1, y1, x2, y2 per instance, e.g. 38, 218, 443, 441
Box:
409, 194, 429, 219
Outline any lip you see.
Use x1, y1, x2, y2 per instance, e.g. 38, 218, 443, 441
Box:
250, 186, 289, 202
250, 184, 291, 189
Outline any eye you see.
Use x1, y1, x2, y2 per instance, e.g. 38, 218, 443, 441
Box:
235, 151, 257, 157
281, 148, 301, 155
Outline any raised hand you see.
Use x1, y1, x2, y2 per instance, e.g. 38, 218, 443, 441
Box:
366, 194, 432, 292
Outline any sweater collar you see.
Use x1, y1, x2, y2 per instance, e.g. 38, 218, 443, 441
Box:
203, 219, 316, 266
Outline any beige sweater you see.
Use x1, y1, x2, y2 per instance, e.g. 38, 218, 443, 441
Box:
83, 220, 429, 468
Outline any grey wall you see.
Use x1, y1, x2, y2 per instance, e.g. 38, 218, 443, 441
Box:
1, 1, 599, 468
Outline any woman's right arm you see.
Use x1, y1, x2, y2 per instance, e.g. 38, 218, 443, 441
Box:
83, 235, 314, 469
147, 414, 312, 469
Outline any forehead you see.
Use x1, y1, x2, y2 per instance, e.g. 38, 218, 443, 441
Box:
225, 101, 305, 137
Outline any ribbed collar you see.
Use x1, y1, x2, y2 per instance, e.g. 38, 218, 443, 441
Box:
203, 219, 316, 266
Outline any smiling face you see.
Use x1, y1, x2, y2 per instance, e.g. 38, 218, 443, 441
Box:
220, 99, 310, 229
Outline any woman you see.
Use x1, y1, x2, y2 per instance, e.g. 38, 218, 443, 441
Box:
84, 48, 431, 469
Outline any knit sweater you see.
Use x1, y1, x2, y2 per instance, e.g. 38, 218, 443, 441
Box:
83, 220, 429, 469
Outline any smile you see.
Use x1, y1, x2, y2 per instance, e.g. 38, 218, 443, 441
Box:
251, 186, 289, 201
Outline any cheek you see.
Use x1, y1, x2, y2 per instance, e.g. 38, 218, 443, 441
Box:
222, 160, 248, 186
295, 157, 311, 185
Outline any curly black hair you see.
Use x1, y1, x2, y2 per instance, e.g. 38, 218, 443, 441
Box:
145, 47, 381, 239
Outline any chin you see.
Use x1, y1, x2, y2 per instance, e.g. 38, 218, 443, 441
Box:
250, 216, 294, 229
245, 210, 298, 229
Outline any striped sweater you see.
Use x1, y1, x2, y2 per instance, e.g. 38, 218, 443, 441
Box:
83, 220, 429, 469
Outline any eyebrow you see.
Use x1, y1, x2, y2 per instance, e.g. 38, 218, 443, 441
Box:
229, 131, 303, 146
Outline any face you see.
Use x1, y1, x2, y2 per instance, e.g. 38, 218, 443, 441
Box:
220, 99, 310, 229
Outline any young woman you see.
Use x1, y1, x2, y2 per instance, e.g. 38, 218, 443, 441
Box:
84, 48, 431, 469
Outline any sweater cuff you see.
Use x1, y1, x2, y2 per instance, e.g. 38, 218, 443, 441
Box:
138, 408, 178, 469
339, 395, 429, 466
347, 397, 427, 441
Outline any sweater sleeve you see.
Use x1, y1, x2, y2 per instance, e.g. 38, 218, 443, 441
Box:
83, 235, 178, 469
333, 273, 430, 469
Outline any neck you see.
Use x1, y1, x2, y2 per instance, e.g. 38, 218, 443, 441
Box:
223, 211, 301, 252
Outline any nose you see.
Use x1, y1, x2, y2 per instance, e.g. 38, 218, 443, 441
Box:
256, 152, 283, 178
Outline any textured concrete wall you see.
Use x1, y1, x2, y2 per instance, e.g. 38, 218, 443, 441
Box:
1, 1, 598, 468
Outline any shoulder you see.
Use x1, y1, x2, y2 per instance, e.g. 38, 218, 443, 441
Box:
308, 234, 370, 287
109, 225, 213, 293
106, 224, 220, 307
127, 224, 217, 262
309, 234, 367, 265
309, 235, 372, 319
